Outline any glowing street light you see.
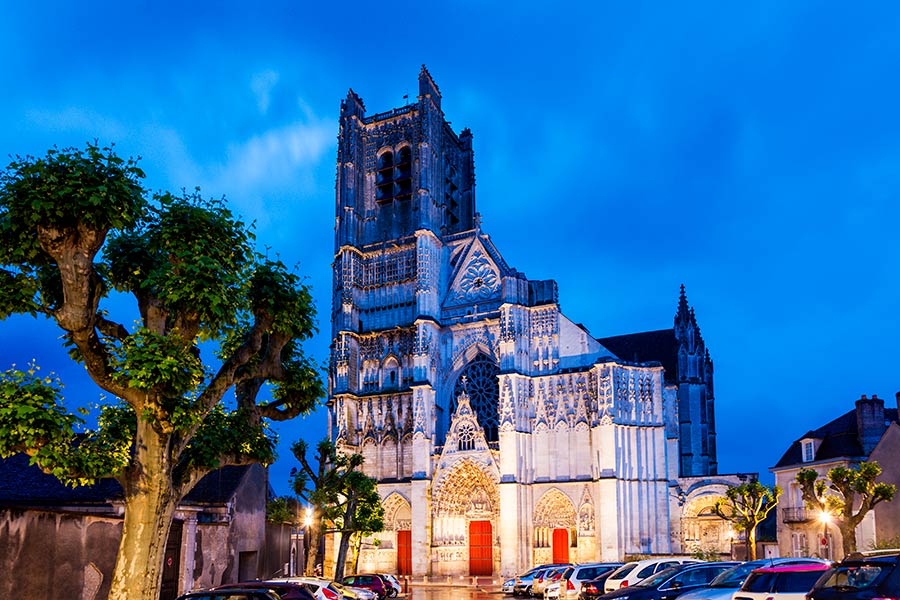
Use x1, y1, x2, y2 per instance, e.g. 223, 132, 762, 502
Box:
818, 510, 832, 558
304, 506, 314, 528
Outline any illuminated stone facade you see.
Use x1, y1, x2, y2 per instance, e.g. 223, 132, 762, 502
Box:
328, 68, 741, 577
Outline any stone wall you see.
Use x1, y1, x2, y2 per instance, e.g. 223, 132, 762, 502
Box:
0, 507, 120, 600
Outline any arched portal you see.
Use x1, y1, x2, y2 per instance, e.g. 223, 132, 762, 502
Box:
533, 488, 577, 566
431, 459, 500, 576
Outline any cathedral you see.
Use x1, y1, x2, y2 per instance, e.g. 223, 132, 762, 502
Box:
327, 67, 745, 577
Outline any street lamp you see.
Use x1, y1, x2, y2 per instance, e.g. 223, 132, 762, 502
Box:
303, 506, 314, 576
818, 510, 832, 559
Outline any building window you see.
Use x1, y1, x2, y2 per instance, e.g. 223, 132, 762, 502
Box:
451, 354, 500, 442
802, 441, 814, 462
376, 151, 394, 202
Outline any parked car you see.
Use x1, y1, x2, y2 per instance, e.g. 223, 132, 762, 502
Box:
177, 590, 280, 600
377, 574, 402, 597
534, 565, 575, 597
341, 574, 389, 600
599, 562, 739, 600
212, 581, 317, 600
333, 582, 378, 600
268, 577, 343, 600
546, 563, 624, 600
809, 550, 900, 600
504, 578, 517, 594
605, 558, 701, 593
677, 558, 832, 600
733, 563, 831, 600
515, 565, 570, 597
579, 565, 629, 600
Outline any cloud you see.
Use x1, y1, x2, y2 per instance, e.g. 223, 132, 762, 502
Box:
251, 70, 280, 115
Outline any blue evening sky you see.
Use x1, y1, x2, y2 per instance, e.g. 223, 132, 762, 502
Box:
2, 2, 899, 494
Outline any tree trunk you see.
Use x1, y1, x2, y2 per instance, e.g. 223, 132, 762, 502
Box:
305, 522, 321, 576
839, 521, 858, 557
333, 499, 358, 580
747, 526, 758, 561
108, 424, 178, 600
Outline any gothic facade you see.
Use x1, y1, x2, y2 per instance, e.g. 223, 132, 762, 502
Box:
328, 68, 742, 577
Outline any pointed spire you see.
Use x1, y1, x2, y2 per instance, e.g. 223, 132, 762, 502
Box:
675, 284, 692, 327
341, 88, 366, 119
418, 64, 442, 108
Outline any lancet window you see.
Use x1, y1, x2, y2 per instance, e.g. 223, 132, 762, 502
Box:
452, 354, 500, 442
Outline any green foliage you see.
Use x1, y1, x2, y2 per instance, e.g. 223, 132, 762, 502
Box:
109, 327, 205, 395
870, 535, 900, 550
0, 143, 145, 265
0, 364, 81, 458
267, 496, 299, 524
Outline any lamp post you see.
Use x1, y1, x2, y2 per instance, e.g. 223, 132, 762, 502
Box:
818, 510, 832, 560
303, 506, 313, 575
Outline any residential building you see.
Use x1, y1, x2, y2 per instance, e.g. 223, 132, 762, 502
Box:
771, 394, 900, 560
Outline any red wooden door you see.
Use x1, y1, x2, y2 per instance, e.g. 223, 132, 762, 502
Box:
469, 520, 493, 576
552, 528, 569, 563
397, 530, 412, 575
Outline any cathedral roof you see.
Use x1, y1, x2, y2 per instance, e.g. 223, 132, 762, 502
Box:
772, 407, 900, 469
596, 329, 679, 384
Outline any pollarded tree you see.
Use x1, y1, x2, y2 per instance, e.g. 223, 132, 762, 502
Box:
0, 144, 324, 600
714, 480, 782, 560
797, 462, 896, 556
289, 438, 383, 578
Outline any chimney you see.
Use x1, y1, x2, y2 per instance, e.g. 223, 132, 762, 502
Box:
857, 394, 886, 456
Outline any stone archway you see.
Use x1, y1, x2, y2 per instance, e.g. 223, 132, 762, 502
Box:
682, 494, 733, 556
382, 493, 412, 575
430, 459, 500, 576
533, 488, 577, 565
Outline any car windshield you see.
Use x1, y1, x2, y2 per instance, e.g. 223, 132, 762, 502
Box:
817, 565, 886, 591
710, 562, 769, 588
636, 567, 682, 588
610, 563, 638, 579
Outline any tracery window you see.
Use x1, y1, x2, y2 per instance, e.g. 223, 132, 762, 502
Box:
452, 354, 499, 442
458, 423, 476, 451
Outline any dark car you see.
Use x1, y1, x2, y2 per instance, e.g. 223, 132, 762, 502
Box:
212, 581, 317, 600
177, 589, 281, 600
809, 551, 900, 600
600, 562, 740, 600
578, 565, 626, 600
341, 574, 389, 600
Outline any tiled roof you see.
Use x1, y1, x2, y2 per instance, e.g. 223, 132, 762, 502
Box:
773, 408, 900, 469
0, 453, 252, 508
0, 453, 121, 506
597, 329, 678, 383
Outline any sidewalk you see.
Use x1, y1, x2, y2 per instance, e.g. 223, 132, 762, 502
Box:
401, 575, 506, 593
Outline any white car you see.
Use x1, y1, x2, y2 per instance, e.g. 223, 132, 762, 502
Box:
604, 558, 700, 593
733, 563, 832, 600
503, 578, 516, 594
555, 563, 623, 600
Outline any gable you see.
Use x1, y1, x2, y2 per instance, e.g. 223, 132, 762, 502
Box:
444, 238, 503, 308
